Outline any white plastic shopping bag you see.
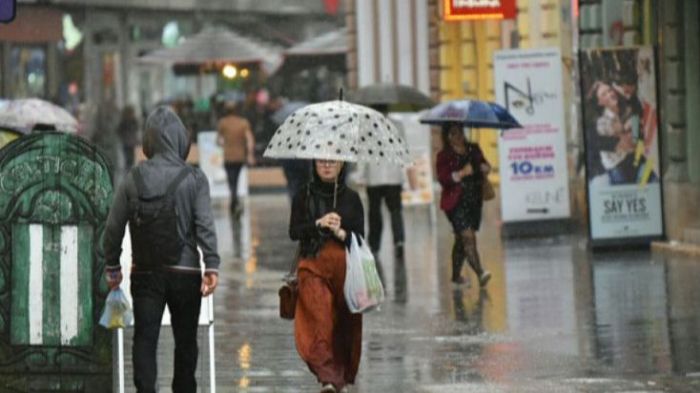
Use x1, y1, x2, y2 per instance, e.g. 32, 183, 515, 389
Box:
344, 233, 385, 313
99, 288, 133, 329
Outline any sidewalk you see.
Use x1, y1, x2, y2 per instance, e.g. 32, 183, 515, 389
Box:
120, 193, 700, 392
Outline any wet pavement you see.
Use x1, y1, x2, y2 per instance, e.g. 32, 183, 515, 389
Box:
123, 193, 700, 392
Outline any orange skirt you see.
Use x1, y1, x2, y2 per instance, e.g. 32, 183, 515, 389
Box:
294, 240, 363, 389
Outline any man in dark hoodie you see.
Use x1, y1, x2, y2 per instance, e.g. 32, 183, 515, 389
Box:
103, 106, 220, 393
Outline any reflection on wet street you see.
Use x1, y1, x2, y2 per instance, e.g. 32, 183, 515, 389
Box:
125, 193, 700, 392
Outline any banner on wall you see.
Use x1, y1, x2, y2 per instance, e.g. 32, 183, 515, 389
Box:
389, 113, 435, 206
493, 48, 571, 223
579, 46, 664, 245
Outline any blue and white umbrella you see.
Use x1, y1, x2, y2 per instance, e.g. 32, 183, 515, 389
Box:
419, 99, 521, 129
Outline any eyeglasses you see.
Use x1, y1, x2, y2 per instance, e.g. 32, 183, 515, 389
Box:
317, 160, 339, 167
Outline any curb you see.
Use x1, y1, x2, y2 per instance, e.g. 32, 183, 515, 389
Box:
651, 240, 700, 257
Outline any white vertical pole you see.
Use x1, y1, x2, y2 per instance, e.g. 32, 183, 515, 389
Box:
118, 327, 125, 393
208, 322, 216, 393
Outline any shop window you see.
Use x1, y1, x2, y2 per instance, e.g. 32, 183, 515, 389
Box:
10, 46, 46, 98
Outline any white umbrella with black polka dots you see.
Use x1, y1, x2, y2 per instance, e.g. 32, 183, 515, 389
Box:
263, 100, 412, 166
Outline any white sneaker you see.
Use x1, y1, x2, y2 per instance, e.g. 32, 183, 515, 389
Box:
320, 384, 337, 393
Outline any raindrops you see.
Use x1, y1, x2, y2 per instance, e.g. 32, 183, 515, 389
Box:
389, 138, 394, 143
340, 134, 346, 139
334, 114, 340, 119
361, 137, 366, 142
368, 149, 373, 155
377, 141, 382, 146
379, 151, 384, 157
306, 130, 311, 135
327, 141, 334, 146
364, 114, 370, 119
336, 149, 341, 154
373, 123, 378, 128
368, 132, 373, 137
315, 144, 321, 149
332, 126, 337, 131
301, 146, 307, 150
288, 144, 293, 149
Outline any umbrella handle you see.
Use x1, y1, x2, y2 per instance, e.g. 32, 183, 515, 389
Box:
333, 176, 338, 209
339, 88, 344, 101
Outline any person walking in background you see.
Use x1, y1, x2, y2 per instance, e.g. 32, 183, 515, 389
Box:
103, 106, 220, 393
217, 101, 255, 217
281, 158, 311, 201
350, 104, 406, 283
290, 159, 364, 393
436, 123, 492, 287
117, 105, 140, 169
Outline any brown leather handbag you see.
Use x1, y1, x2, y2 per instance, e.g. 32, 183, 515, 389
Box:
279, 247, 301, 320
482, 176, 496, 201
279, 278, 298, 320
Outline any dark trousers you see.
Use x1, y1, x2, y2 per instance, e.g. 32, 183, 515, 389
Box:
123, 145, 135, 169
367, 185, 405, 253
225, 162, 244, 212
131, 271, 203, 393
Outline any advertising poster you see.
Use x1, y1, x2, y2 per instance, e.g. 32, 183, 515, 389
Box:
579, 46, 664, 244
493, 48, 571, 222
389, 113, 435, 206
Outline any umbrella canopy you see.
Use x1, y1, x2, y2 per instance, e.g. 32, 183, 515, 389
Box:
138, 27, 283, 75
348, 83, 435, 110
271, 101, 308, 125
419, 99, 521, 129
0, 98, 78, 134
263, 100, 411, 166
283, 28, 348, 57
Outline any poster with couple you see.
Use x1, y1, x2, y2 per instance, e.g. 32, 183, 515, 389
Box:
580, 46, 664, 245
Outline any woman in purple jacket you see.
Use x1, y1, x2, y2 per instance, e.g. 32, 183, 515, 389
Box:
436, 123, 492, 286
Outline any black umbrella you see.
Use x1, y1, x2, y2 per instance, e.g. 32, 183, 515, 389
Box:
348, 83, 435, 110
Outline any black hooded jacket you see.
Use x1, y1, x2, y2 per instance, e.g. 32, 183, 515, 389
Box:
103, 106, 220, 274
289, 162, 364, 258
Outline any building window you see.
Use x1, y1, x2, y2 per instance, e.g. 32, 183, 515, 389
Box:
10, 46, 47, 98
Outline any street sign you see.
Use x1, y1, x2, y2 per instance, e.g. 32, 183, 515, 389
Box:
443, 0, 516, 21
0, 0, 16, 23
0, 132, 113, 390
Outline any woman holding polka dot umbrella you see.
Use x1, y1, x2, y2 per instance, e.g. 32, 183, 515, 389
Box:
264, 95, 411, 393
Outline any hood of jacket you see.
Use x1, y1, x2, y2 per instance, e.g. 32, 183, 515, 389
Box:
143, 106, 190, 163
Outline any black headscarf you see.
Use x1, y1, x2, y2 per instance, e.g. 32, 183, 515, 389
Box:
289, 160, 363, 258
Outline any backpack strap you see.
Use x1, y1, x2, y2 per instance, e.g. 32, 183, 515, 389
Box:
132, 167, 147, 198
165, 166, 192, 196
133, 166, 192, 199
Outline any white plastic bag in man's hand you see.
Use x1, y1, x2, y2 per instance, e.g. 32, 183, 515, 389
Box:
344, 233, 385, 313
99, 288, 133, 329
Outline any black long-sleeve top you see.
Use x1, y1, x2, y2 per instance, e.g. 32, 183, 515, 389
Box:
289, 183, 365, 258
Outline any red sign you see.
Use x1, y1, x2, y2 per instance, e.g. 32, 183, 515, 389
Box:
443, 0, 517, 21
